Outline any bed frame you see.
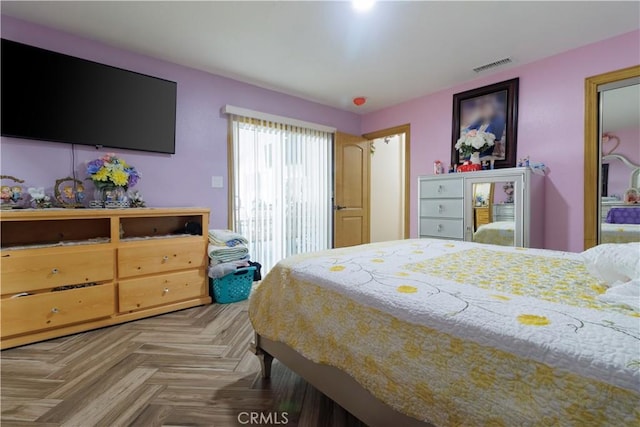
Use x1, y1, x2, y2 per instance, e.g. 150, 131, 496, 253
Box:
251, 333, 433, 427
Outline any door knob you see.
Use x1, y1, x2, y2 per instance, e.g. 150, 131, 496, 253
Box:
335, 205, 347, 211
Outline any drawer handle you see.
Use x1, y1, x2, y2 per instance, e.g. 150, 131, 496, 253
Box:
437, 224, 443, 232
162, 256, 169, 262
52, 268, 59, 274
438, 204, 444, 213
51, 307, 59, 314
437, 185, 444, 193
163, 288, 170, 294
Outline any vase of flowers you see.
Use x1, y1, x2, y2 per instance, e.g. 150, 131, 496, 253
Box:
455, 129, 496, 164
87, 153, 140, 208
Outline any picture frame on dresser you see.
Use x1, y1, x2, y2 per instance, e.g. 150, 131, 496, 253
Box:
451, 78, 519, 169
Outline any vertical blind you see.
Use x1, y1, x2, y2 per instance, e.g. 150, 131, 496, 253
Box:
229, 114, 332, 273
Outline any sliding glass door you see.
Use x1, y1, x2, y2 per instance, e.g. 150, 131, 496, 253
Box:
229, 116, 332, 272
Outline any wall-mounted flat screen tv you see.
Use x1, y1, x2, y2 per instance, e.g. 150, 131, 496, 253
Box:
1, 39, 177, 154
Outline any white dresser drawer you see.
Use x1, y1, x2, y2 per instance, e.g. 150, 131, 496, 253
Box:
493, 203, 515, 221
420, 178, 463, 199
419, 218, 464, 239
420, 199, 463, 219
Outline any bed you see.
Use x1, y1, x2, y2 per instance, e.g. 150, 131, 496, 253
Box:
473, 220, 640, 245
601, 222, 640, 243
472, 221, 515, 245
248, 239, 639, 426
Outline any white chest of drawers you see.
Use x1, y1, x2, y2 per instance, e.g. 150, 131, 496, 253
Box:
493, 203, 515, 222
418, 177, 465, 240
418, 168, 545, 247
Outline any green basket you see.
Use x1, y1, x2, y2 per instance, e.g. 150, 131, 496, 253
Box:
211, 267, 256, 304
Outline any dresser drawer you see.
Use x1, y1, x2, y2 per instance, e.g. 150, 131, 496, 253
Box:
1, 283, 115, 337
1, 249, 114, 294
420, 199, 463, 219
420, 179, 463, 199
419, 218, 464, 239
119, 269, 206, 312
475, 207, 491, 228
118, 241, 206, 278
493, 204, 515, 221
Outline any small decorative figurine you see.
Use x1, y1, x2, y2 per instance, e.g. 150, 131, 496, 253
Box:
0, 175, 25, 209
624, 188, 639, 204
75, 184, 85, 203
1, 186, 11, 203
54, 177, 84, 208
128, 190, 146, 208
434, 160, 444, 175
27, 187, 52, 209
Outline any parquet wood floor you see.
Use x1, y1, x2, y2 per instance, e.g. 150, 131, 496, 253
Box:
0, 301, 366, 427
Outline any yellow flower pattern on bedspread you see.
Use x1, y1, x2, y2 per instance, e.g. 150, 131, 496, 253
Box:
249, 240, 640, 426
405, 248, 630, 315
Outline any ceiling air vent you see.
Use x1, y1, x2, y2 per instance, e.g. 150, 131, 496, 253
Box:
473, 57, 512, 73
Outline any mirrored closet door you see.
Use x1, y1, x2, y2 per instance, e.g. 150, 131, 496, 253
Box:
598, 79, 640, 244
584, 65, 640, 249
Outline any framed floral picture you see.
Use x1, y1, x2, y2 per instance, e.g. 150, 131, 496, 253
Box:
451, 78, 519, 168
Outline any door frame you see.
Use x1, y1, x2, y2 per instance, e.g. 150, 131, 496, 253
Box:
363, 124, 411, 239
583, 65, 640, 249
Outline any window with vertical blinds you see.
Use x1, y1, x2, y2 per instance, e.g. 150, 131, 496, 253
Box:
229, 114, 333, 273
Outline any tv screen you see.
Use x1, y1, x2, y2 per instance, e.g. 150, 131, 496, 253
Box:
1, 39, 177, 154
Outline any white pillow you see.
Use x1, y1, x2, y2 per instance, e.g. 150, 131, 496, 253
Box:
581, 243, 640, 285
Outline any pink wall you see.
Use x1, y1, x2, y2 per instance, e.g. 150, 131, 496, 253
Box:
604, 127, 640, 197
362, 30, 640, 252
0, 16, 360, 228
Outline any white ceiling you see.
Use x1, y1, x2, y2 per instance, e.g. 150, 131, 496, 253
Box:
2, 1, 639, 114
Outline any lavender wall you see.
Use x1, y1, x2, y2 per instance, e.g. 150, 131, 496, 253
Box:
0, 16, 360, 228
362, 30, 640, 252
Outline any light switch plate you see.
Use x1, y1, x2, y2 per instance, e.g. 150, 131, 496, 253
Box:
211, 176, 224, 188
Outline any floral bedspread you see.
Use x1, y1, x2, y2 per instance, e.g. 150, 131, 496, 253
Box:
248, 239, 640, 426
472, 221, 515, 246
601, 223, 640, 244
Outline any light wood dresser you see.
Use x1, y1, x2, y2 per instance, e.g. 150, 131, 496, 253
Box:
0, 207, 211, 349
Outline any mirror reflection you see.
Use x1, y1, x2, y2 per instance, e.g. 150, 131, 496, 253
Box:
472, 181, 516, 246
599, 82, 640, 244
